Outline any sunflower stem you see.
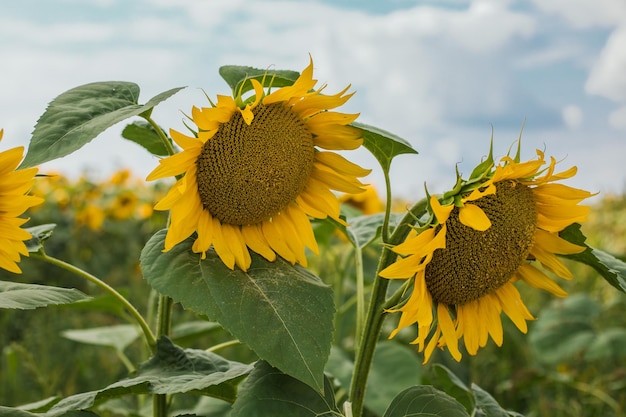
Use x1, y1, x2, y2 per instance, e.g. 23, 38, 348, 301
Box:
348, 197, 428, 417
381, 170, 393, 243
32, 250, 157, 351
142, 114, 177, 157
354, 243, 365, 353
153, 294, 174, 417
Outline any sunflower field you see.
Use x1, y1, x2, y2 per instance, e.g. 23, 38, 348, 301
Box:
1, 59, 626, 417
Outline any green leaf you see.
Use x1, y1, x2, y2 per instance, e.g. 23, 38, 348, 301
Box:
353, 122, 417, 175
219, 66, 300, 96
345, 213, 404, 248
472, 384, 521, 417
140, 230, 335, 392
0, 281, 90, 310
528, 294, 600, 364
431, 364, 475, 413
38, 337, 251, 416
0, 410, 98, 417
325, 342, 424, 415
584, 328, 626, 361
62, 325, 140, 351
171, 320, 223, 344
121, 120, 172, 156
366, 341, 424, 416
117, 337, 252, 398
383, 385, 470, 417
20, 83, 185, 168
559, 223, 626, 292
24, 224, 56, 253
231, 361, 339, 417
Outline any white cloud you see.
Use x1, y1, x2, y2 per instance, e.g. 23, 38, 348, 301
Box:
531, 0, 626, 28
562, 105, 584, 129
586, 25, 626, 102
2, 0, 624, 197
608, 106, 626, 130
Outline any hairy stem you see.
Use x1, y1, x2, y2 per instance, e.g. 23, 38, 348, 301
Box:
348, 198, 428, 417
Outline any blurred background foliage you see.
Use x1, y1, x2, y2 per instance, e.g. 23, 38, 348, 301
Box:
1, 172, 625, 417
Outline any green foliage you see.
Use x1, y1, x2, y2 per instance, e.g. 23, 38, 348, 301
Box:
121, 121, 172, 156
382, 385, 469, 417
560, 223, 626, 292
231, 361, 340, 417
0, 281, 89, 310
20, 82, 184, 168
141, 229, 334, 392
219, 65, 300, 96
353, 122, 418, 175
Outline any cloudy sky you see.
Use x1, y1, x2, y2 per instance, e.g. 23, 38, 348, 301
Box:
1, 0, 625, 201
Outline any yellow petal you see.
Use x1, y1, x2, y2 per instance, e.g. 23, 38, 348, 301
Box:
430, 196, 453, 224
241, 224, 276, 262
517, 263, 568, 297
437, 304, 462, 361
496, 282, 534, 333
458, 204, 491, 231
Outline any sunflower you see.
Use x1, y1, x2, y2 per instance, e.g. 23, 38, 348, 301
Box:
147, 58, 370, 271
379, 143, 594, 362
0, 129, 43, 273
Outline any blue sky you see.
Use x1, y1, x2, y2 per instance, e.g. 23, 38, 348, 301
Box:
1, 0, 625, 201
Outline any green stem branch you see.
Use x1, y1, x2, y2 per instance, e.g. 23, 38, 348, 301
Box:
348, 197, 428, 417
33, 250, 157, 351
142, 114, 177, 157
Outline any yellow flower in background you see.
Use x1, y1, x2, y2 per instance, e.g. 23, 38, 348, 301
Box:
379, 144, 594, 363
0, 129, 43, 273
340, 184, 385, 214
75, 204, 105, 231
147, 58, 370, 271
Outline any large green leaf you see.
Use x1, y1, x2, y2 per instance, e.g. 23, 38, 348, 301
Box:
62, 325, 140, 351
31, 337, 251, 416
430, 364, 475, 413
112, 337, 252, 397
0, 281, 90, 310
353, 122, 417, 175
140, 229, 335, 392
230, 361, 339, 417
382, 385, 470, 417
121, 120, 172, 156
219, 65, 300, 96
559, 223, 626, 292
20, 83, 185, 168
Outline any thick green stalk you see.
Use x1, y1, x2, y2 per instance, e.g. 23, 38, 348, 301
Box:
153, 294, 174, 417
33, 250, 156, 350
348, 198, 428, 417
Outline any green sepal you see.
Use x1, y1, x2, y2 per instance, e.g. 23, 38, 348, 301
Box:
559, 223, 626, 292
